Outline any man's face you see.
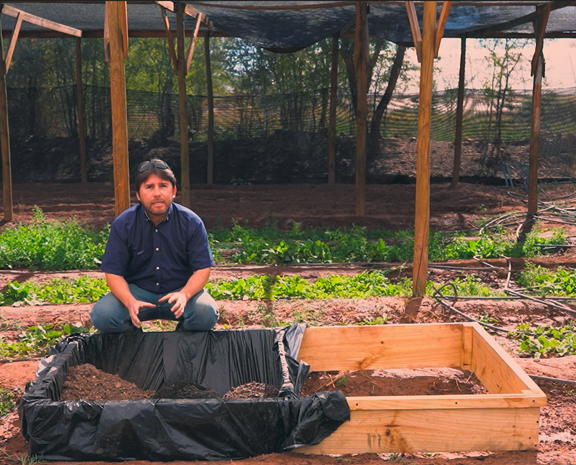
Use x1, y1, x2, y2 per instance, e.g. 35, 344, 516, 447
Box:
136, 173, 177, 223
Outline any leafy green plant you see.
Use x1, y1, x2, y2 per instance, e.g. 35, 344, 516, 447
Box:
0, 207, 108, 271
508, 321, 576, 358
517, 263, 576, 297
0, 388, 16, 417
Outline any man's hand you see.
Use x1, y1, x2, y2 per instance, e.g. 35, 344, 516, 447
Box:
159, 292, 188, 319
127, 300, 155, 328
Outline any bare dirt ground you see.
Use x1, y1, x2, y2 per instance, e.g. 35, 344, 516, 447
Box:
1, 181, 576, 464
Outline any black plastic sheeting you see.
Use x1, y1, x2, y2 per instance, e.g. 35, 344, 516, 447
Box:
19, 324, 350, 461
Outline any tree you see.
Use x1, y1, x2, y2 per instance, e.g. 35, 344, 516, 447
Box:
479, 38, 529, 160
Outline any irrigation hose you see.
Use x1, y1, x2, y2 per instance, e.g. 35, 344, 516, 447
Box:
529, 374, 576, 386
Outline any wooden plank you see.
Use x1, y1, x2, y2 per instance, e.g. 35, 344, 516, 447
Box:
157, 1, 214, 31
121, 1, 128, 59
185, 12, 202, 73
176, 2, 190, 207
412, 1, 436, 296
348, 393, 546, 410
1, 4, 82, 38
5, 13, 22, 72
298, 324, 464, 371
327, 34, 338, 184
0, 14, 13, 222
103, 1, 110, 62
450, 36, 466, 188
355, 1, 368, 217
159, 6, 178, 73
460, 318, 472, 369
404, 1, 422, 63
205, 32, 214, 185
297, 408, 540, 454
434, 1, 451, 58
107, 1, 130, 216
75, 37, 87, 184
470, 323, 545, 397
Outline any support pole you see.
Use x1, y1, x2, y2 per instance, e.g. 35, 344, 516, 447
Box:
527, 53, 543, 219
76, 37, 87, 184
0, 13, 12, 222
327, 33, 338, 184
355, 1, 368, 217
205, 32, 214, 185
451, 36, 466, 188
412, 1, 436, 296
108, 1, 130, 216
176, 2, 190, 206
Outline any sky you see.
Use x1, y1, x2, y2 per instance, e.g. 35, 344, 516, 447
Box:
400, 37, 576, 93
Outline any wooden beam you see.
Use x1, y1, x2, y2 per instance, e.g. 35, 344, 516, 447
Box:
205, 31, 214, 185
186, 12, 202, 73
405, 1, 422, 62
1, 4, 82, 38
107, 1, 130, 216
4, 12, 21, 73
355, 1, 368, 217
434, 1, 451, 58
531, 2, 552, 76
412, 1, 436, 296
75, 37, 87, 184
450, 36, 466, 188
159, 6, 178, 73
156, 1, 214, 31
176, 2, 190, 206
103, 2, 110, 62
0, 12, 13, 222
327, 34, 339, 184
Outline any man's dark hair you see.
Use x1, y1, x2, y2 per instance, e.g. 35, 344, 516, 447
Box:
135, 159, 177, 193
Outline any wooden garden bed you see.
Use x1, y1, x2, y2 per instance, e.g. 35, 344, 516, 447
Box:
295, 322, 546, 455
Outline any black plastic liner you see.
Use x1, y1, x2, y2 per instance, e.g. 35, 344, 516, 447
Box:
19, 324, 350, 461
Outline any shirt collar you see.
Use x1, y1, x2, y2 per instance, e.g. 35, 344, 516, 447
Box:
141, 203, 173, 224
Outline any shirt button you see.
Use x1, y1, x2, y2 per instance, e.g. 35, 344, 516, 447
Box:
156, 283, 159, 286
156, 248, 159, 251
156, 266, 160, 270
155, 229, 158, 233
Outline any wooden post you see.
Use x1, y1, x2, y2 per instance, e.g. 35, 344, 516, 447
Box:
107, 1, 130, 216
176, 2, 190, 206
451, 36, 466, 188
328, 34, 338, 184
0, 13, 12, 222
355, 2, 368, 217
76, 37, 87, 184
413, 1, 436, 296
527, 53, 543, 218
205, 32, 214, 185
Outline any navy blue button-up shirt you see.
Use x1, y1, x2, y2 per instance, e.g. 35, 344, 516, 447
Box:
100, 203, 214, 294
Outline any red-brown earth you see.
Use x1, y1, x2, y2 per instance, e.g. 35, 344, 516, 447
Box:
0, 180, 576, 464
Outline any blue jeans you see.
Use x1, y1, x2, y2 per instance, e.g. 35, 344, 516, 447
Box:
90, 284, 219, 333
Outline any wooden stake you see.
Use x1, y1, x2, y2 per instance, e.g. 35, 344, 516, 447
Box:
328, 34, 338, 184
0, 14, 12, 222
176, 2, 190, 206
412, 1, 436, 296
107, 1, 130, 216
205, 32, 214, 185
434, 1, 451, 58
76, 37, 87, 184
355, 2, 368, 217
5, 12, 21, 72
451, 36, 466, 189
160, 6, 178, 73
405, 1, 422, 63
185, 12, 202, 73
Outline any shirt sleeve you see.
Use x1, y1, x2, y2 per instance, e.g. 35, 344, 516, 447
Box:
187, 219, 215, 271
100, 222, 131, 276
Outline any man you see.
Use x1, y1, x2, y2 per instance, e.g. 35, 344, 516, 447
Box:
91, 158, 218, 333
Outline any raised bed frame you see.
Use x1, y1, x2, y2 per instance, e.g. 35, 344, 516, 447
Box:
295, 322, 546, 455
